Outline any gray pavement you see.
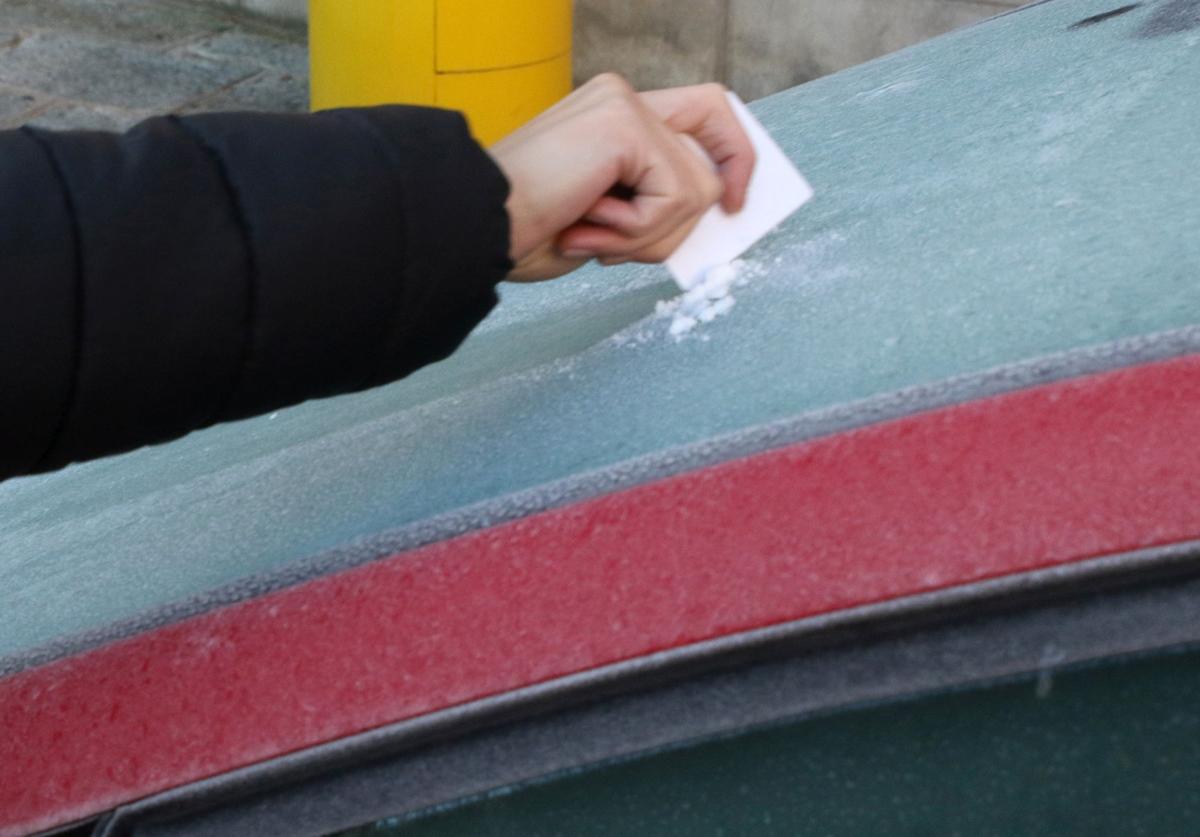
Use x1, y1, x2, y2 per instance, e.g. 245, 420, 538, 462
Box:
0, 0, 307, 132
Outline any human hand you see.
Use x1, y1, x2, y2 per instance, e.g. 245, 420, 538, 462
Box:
489, 74, 757, 282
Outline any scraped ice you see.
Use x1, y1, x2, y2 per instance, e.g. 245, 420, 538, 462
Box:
668, 314, 698, 338
655, 259, 761, 339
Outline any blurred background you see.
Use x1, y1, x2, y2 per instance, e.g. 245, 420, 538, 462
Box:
248, 0, 1026, 97
0, 0, 1028, 140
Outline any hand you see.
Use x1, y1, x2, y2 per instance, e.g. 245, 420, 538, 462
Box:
489, 74, 757, 282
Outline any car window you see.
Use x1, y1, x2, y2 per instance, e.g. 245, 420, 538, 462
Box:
4, 0, 1199, 670
334, 644, 1200, 836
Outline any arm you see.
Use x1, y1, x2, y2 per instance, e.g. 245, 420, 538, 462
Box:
0, 77, 754, 481
0, 106, 510, 479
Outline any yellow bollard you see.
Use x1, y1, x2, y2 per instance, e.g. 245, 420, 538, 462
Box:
309, 0, 573, 145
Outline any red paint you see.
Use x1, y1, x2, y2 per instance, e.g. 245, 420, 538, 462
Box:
6, 356, 1200, 834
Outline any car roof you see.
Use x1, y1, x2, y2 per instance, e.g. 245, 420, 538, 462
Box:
3, 0, 1199, 661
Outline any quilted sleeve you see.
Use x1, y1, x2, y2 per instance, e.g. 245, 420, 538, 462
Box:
0, 106, 511, 479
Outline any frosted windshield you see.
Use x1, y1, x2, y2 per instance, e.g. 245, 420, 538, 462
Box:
3, 0, 1199, 659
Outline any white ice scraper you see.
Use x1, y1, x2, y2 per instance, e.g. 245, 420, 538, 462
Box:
666, 93, 814, 291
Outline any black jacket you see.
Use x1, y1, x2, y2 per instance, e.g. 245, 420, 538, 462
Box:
0, 106, 511, 480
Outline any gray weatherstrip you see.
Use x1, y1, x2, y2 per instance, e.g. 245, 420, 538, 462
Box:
97, 539, 1200, 837
7, 322, 1200, 679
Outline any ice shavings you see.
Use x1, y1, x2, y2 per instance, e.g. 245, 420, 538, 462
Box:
655, 259, 762, 339
607, 231, 847, 351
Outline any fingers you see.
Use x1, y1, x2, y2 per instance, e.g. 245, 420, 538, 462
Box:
564, 100, 723, 263
640, 84, 757, 213
560, 209, 706, 266
490, 73, 748, 281
582, 152, 720, 237
561, 145, 721, 262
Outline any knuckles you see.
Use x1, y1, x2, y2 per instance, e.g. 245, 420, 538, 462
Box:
587, 72, 637, 100
579, 74, 727, 259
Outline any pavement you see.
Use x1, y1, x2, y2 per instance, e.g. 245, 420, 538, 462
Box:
0, 0, 308, 132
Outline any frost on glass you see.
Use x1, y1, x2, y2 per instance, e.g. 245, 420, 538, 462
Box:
3, 0, 1200, 657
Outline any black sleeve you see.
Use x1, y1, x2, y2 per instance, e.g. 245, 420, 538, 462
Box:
0, 106, 512, 479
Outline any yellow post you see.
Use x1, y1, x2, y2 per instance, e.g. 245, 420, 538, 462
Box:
309, 0, 573, 145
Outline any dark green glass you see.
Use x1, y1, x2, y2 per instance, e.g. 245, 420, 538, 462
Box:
342, 647, 1200, 836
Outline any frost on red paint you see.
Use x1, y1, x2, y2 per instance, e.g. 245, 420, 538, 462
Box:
7, 355, 1200, 834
